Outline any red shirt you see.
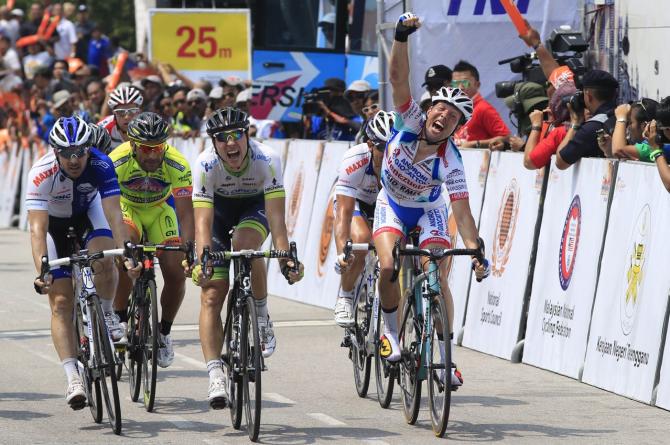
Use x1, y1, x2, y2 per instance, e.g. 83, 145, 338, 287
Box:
529, 125, 568, 168
455, 93, 510, 142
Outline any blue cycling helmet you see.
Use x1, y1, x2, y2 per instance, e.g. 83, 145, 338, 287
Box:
49, 115, 92, 151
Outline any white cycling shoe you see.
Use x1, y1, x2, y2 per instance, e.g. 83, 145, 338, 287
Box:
334, 297, 355, 327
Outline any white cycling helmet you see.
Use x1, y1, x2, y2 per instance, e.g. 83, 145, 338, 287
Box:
431, 86, 473, 123
49, 115, 92, 150
107, 85, 144, 110
365, 110, 394, 144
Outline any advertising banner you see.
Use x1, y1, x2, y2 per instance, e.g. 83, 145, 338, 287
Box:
149, 9, 251, 83
0, 144, 24, 228
448, 149, 490, 339
301, 141, 351, 309
523, 158, 615, 378
582, 162, 670, 403
462, 151, 543, 359
267, 140, 324, 302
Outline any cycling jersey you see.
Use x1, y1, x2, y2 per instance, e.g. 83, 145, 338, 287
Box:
109, 142, 193, 208
335, 143, 379, 205
192, 139, 284, 206
98, 115, 125, 151
25, 148, 120, 217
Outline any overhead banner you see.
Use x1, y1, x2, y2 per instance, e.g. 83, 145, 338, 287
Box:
149, 9, 251, 83
448, 149, 490, 340
582, 161, 670, 403
462, 151, 543, 359
523, 158, 615, 378
301, 141, 351, 309
267, 140, 324, 303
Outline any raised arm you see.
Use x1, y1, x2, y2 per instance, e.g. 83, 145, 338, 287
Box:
389, 13, 420, 109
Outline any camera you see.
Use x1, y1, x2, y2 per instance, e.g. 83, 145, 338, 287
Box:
561, 90, 585, 114
495, 80, 519, 99
656, 129, 670, 146
302, 88, 331, 115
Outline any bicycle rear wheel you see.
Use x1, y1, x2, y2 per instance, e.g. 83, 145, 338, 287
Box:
142, 279, 159, 412
91, 297, 122, 435
399, 297, 421, 425
374, 298, 394, 408
242, 297, 262, 442
224, 289, 243, 429
352, 283, 371, 398
428, 295, 452, 437
127, 292, 142, 402
76, 306, 102, 422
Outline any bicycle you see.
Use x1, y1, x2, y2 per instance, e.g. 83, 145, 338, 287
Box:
340, 240, 395, 408
39, 234, 126, 435
201, 242, 299, 442
122, 241, 194, 412
389, 236, 484, 437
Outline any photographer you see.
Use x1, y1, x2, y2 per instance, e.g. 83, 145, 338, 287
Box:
611, 99, 658, 160
492, 81, 548, 152
646, 98, 670, 192
556, 70, 618, 169
302, 77, 360, 141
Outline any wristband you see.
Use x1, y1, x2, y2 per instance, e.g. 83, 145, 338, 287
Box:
475, 140, 481, 148
616, 118, 628, 124
570, 123, 581, 130
531, 125, 542, 132
651, 149, 663, 161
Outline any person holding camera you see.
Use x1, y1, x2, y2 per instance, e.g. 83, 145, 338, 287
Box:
555, 69, 619, 169
303, 77, 361, 141
611, 99, 658, 160
645, 98, 670, 192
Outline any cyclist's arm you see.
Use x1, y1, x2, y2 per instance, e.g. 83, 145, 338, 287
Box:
334, 195, 355, 254
174, 196, 195, 243
194, 206, 213, 261
451, 199, 480, 251
101, 195, 129, 248
265, 196, 289, 252
28, 210, 49, 273
389, 38, 411, 110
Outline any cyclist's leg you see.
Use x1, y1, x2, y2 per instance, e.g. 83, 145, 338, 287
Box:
113, 201, 141, 326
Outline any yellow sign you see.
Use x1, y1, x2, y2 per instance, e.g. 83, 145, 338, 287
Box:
149, 9, 250, 72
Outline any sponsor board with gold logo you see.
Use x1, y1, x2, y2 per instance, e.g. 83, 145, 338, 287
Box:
583, 161, 670, 404
267, 140, 324, 303
446, 149, 490, 341
1, 143, 25, 228
523, 158, 613, 379
462, 152, 543, 359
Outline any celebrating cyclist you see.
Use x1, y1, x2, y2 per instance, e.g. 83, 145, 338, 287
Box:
374, 12, 490, 388
99, 85, 144, 151
191, 107, 304, 408
108, 112, 194, 368
333, 110, 394, 326
26, 115, 131, 409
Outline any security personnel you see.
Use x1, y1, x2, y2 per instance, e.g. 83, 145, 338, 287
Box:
556, 69, 619, 169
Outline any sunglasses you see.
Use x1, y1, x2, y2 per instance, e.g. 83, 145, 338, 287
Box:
133, 141, 166, 154
450, 79, 471, 88
214, 129, 245, 142
57, 145, 89, 159
223, 92, 237, 99
347, 92, 366, 101
114, 108, 140, 118
362, 103, 379, 114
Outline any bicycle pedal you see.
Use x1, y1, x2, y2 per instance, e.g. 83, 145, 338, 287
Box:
209, 397, 228, 410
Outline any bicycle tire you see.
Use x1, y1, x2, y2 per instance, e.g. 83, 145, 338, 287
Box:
91, 297, 122, 435
142, 279, 159, 412
352, 282, 371, 398
374, 298, 394, 408
428, 295, 452, 437
76, 306, 102, 422
127, 290, 142, 402
399, 297, 421, 425
224, 289, 243, 429
242, 297, 262, 442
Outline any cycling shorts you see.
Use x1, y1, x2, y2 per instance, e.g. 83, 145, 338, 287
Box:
211, 194, 269, 280
372, 189, 451, 249
121, 196, 181, 246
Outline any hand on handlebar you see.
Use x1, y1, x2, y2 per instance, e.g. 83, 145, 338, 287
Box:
124, 257, 142, 280
33, 273, 52, 294
472, 258, 491, 281
334, 252, 355, 275
281, 260, 304, 285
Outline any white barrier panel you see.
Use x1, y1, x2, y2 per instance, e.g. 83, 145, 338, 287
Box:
301, 141, 351, 309
267, 140, 324, 303
19, 146, 38, 230
448, 149, 490, 339
0, 144, 25, 228
169, 137, 202, 169
655, 318, 670, 410
263, 139, 289, 175
462, 151, 543, 359
582, 161, 670, 403
523, 158, 615, 378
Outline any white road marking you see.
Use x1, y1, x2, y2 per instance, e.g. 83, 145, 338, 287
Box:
202, 439, 229, 445
263, 392, 296, 404
361, 440, 391, 445
174, 351, 205, 368
165, 415, 196, 430
307, 412, 347, 426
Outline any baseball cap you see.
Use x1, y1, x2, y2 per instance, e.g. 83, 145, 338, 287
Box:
209, 86, 224, 100
186, 88, 207, 102
419, 90, 432, 108
236, 88, 252, 104
77, 4, 88, 12
422, 64, 452, 87
53, 90, 72, 109
219, 76, 245, 88
141, 75, 163, 87
581, 69, 619, 90
345, 79, 371, 94
503, 82, 548, 114
324, 77, 346, 92
10, 8, 24, 17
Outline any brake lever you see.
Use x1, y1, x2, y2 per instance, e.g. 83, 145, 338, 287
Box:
343, 239, 353, 262
201, 246, 211, 279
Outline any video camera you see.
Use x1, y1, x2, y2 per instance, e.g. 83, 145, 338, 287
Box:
302, 88, 331, 115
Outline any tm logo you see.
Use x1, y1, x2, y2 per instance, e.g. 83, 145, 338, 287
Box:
447, 0, 530, 15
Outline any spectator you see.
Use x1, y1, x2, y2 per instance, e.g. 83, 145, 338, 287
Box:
19, 2, 43, 38
556, 69, 619, 169
156, 92, 174, 123
612, 99, 658, 160
186, 87, 207, 130
1, 8, 22, 44
75, 4, 95, 61
422, 64, 452, 95
87, 25, 110, 77
318, 12, 335, 48
23, 42, 53, 80
304, 77, 359, 141
52, 89, 74, 118
48, 59, 76, 95
344, 80, 371, 117
171, 87, 192, 135
208, 86, 226, 113
646, 98, 670, 192
32, 65, 53, 99
141, 74, 163, 109
496, 81, 548, 151
51, 3, 77, 60
193, 79, 212, 95
218, 76, 245, 107
32, 97, 55, 141
452, 60, 510, 148
362, 90, 379, 120
0, 33, 22, 91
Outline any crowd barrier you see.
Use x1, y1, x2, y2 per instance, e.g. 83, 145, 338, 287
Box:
10, 137, 670, 410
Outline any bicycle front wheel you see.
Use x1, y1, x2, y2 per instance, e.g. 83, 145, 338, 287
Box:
428, 295, 452, 437
399, 296, 421, 425
374, 298, 394, 408
91, 297, 122, 435
127, 292, 142, 402
242, 297, 262, 442
352, 285, 371, 398
75, 306, 102, 423
223, 289, 243, 429
142, 279, 159, 412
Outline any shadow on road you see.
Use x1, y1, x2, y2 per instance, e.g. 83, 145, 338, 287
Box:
0, 409, 52, 420
224, 423, 398, 444
0, 392, 60, 402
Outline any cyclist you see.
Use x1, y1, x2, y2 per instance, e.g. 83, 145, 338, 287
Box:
99, 85, 143, 151
26, 115, 132, 409
108, 111, 194, 368
374, 12, 490, 388
88, 122, 113, 154
190, 107, 304, 408
333, 110, 394, 326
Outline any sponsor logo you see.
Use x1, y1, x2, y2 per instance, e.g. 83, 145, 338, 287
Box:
32, 165, 59, 187
317, 181, 337, 277
201, 159, 217, 172
165, 157, 186, 172
286, 162, 304, 237
91, 159, 109, 169
113, 155, 130, 168
76, 182, 95, 193
492, 179, 520, 277
558, 195, 581, 291
345, 158, 368, 176
165, 215, 174, 228
621, 204, 650, 336
53, 193, 71, 201
174, 188, 191, 198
